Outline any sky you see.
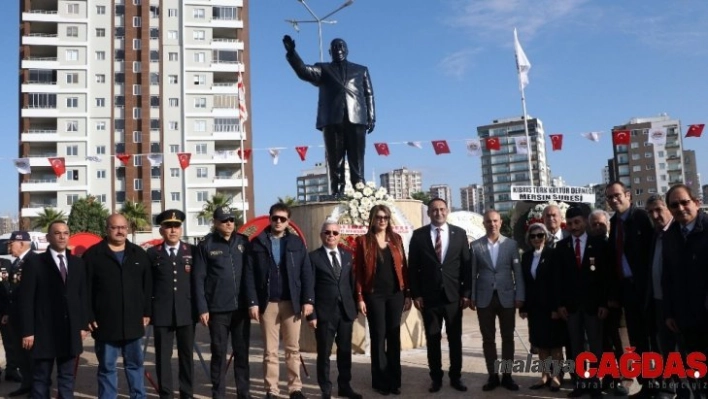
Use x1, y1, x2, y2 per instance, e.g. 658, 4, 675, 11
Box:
1, 0, 707, 217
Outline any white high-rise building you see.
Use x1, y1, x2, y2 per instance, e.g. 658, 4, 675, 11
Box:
429, 184, 452, 208
379, 167, 422, 200
18, 1, 254, 239
460, 184, 485, 213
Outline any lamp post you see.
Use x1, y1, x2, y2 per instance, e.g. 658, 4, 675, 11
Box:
285, 0, 354, 62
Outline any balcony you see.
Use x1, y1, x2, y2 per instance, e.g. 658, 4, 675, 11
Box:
21, 56, 59, 70
210, 60, 243, 73
21, 129, 59, 142
212, 81, 238, 93
22, 10, 60, 23
21, 178, 58, 192
665, 140, 679, 148
21, 80, 57, 93
211, 38, 243, 50
22, 33, 60, 46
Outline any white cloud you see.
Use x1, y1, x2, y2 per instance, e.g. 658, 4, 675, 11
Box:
438, 48, 481, 78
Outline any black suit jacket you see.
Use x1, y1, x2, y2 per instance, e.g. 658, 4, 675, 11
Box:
554, 235, 616, 314
520, 247, 557, 314
609, 206, 654, 293
20, 250, 88, 359
408, 224, 472, 305
308, 247, 357, 322
147, 241, 196, 327
0, 251, 39, 322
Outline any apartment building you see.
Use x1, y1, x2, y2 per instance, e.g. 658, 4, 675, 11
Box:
460, 184, 485, 213
379, 167, 422, 200
429, 184, 452, 208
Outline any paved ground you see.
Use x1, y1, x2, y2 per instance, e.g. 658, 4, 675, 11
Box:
0, 309, 637, 398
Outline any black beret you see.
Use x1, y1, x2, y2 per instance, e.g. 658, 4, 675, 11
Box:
565, 206, 584, 219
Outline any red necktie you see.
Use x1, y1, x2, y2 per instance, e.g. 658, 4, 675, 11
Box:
575, 238, 582, 269
435, 227, 442, 263
616, 221, 624, 277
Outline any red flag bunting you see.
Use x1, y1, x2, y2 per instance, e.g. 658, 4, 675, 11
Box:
612, 130, 630, 145
116, 153, 131, 165
686, 124, 705, 138
431, 140, 450, 155
295, 146, 308, 161
237, 148, 252, 161
485, 137, 501, 151
374, 142, 390, 156
48, 157, 66, 178
177, 152, 191, 169
549, 134, 563, 151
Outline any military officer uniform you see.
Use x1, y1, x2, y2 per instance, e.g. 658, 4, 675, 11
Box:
147, 210, 197, 399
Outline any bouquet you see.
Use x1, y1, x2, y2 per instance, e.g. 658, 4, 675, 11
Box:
338, 182, 394, 227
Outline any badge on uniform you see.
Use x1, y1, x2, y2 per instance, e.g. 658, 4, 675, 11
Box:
13, 271, 21, 283
209, 250, 223, 257
183, 255, 192, 273
0, 268, 7, 282
589, 257, 596, 271
238, 244, 244, 253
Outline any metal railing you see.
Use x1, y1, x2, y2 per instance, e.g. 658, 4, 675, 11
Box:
23, 57, 58, 61
27, 10, 58, 14
24, 202, 58, 208
212, 38, 237, 42
25, 178, 57, 184
26, 80, 57, 85
25, 129, 57, 134
26, 33, 59, 37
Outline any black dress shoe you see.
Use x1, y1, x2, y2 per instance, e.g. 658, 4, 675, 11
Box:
321, 394, 331, 399
9, 387, 31, 397
501, 375, 519, 391
482, 374, 501, 391
389, 388, 401, 395
5, 373, 22, 383
530, 382, 547, 390
373, 387, 390, 396
337, 388, 362, 399
567, 388, 585, 398
429, 381, 442, 393
450, 380, 467, 392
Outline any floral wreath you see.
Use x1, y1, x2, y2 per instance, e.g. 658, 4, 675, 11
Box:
525, 200, 569, 231
337, 182, 395, 227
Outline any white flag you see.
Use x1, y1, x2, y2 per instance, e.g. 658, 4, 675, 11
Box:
147, 153, 163, 166
406, 141, 422, 149
268, 148, 280, 165
581, 132, 602, 142
238, 71, 248, 124
514, 136, 529, 154
648, 125, 667, 146
13, 158, 31, 174
514, 28, 531, 89
466, 139, 482, 156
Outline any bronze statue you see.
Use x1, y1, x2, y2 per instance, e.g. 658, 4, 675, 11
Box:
284, 35, 375, 196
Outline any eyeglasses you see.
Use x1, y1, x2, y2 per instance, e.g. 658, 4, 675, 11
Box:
270, 215, 288, 223
108, 226, 128, 231
529, 233, 546, 240
375, 215, 390, 221
669, 199, 693, 210
606, 193, 625, 202
322, 230, 340, 236
219, 218, 235, 224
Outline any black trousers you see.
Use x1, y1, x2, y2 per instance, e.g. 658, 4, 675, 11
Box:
364, 291, 404, 391
1, 320, 19, 375
154, 323, 195, 399
621, 279, 653, 384
477, 292, 516, 375
601, 306, 623, 385
10, 318, 33, 389
421, 296, 463, 383
208, 309, 251, 399
32, 356, 74, 399
567, 311, 603, 391
323, 122, 366, 194
315, 303, 354, 395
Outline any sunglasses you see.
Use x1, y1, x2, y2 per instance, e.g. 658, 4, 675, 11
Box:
322, 230, 340, 236
375, 215, 390, 221
529, 233, 546, 240
219, 218, 235, 224
669, 199, 692, 210
270, 215, 288, 223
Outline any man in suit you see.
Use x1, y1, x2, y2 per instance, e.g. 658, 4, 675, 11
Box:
543, 205, 569, 247
284, 35, 375, 196
20, 221, 89, 398
661, 184, 708, 396
194, 206, 253, 399
470, 209, 524, 391
147, 210, 196, 399
589, 210, 611, 238
2, 231, 39, 396
555, 206, 614, 398
408, 198, 471, 393
307, 220, 361, 399
606, 181, 655, 398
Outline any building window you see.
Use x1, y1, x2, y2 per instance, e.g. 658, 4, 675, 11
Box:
170, 168, 180, 177
115, 95, 125, 106
115, 50, 125, 60
658, 163, 666, 170
193, 74, 206, 85
66, 145, 79, 156
151, 167, 161, 178
134, 179, 143, 190
196, 143, 207, 154
150, 51, 159, 62
635, 188, 643, 195
169, 145, 180, 153
95, 74, 105, 83
66, 194, 79, 205
134, 157, 142, 166
631, 154, 640, 160
647, 175, 655, 182
171, 192, 180, 201
630, 142, 639, 149
168, 52, 178, 61
169, 122, 179, 130
96, 122, 106, 131
96, 145, 106, 154
167, 30, 178, 39
116, 191, 126, 202
169, 75, 178, 84
132, 84, 142, 95
96, 28, 106, 37
133, 131, 142, 143
150, 190, 160, 201
632, 165, 641, 172
97, 170, 106, 179
168, 9, 177, 17
196, 167, 208, 178
115, 27, 125, 38
133, 16, 141, 27
133, 108, 142, 119
193, 30, 205, 41
196, 191, 209, 202
633, 177, 640, 184
194, 52, 205, 63
197, 217, 209, 226
150, 73, 159, 85
96, 51, 106, 60
96, 98, 105, 107
133, 39, 141, 50
194, 98, 207, 108
66, 121, 78, 131
658, 150, 665, 157
150, 119, 160, 129
65, 169, 79, 181
133, 62, 141, 73
66, 97, 79, 108
65, 49, 79, 61
150, 96, 160, 107
169, 98, 179, 107
66, 26, 79, 37
65, 73, 79, 84
67, 4, 79, 14
194, 120, 206, 132
96, 5, 106, 14
645, 152, 652, 158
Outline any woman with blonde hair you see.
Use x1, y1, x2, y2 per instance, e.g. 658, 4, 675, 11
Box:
354, 204, 412, 395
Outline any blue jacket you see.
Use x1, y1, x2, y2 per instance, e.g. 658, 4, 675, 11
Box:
245, 229, 314, 314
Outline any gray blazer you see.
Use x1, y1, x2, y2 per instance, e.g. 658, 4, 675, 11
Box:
470, 235, 525, 308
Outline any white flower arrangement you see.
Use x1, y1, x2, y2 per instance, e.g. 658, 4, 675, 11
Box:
339, 182, 394, 226
525, 200, 570, 230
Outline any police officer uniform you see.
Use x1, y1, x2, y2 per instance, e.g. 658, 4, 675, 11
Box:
147, 210, 196, 399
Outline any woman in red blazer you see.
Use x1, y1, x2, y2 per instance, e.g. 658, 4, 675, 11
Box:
354, 204, 411, 395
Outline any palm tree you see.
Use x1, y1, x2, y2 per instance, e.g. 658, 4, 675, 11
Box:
32, 207, 67, 232
120, 200, 151, 242
198, 193, 243, 228
277, 196, 298, 207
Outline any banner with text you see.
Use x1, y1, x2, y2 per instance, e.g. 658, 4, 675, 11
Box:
510, 185, 596, 203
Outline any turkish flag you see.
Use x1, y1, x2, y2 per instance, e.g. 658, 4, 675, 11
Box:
374, 142, 390, 156
431, 140, 450, 155
549, 134, 563, 151
295, 146, 308, 161
612, 130, 630, 145
116, 153, 131, 165
237, 148, 252, 161
48, 157, 66, 177
177, 152, 191, 169
485, 137, 501, 151
686, 124, 705, 138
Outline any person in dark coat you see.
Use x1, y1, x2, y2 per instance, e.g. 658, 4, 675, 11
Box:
20, 221, 89, 398
2, 231, 40, 396
193, 206, 253, 399
147, 210, 196, 399
83, 213, 152, 398
519, 223, 565, 392
307, 220, 361, 399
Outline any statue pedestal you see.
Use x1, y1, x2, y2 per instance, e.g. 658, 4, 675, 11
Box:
291, 199, 427, 353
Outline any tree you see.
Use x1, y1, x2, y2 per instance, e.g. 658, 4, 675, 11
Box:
120, 200, 151, 243
277, 196, 298, 207
32, 207, 67, 233
67, 196, 110, 236
410, 191, 432, 204
198, 193, 244, 229
500, 210, 513, 238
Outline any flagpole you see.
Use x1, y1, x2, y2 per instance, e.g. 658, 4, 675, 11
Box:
514, 28, 534, 188
238, 70, 247, 223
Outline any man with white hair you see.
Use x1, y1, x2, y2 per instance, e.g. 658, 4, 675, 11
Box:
543, 205, 569, 247
589, 210, 611, 238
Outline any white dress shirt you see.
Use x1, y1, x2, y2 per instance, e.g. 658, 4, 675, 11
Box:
430, 223, 450, 262
573, 233, 588, 263
49, 248, 68, 275
487, 237, 501, 269
531, 249, 542, 279
324, 246, 341, 269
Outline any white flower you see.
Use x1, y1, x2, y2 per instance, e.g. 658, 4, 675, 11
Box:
349, 199, 359, 208
353, 192, 363, 199
358, 206, 367, 215
353, 217, 363, 226
363, 187, 373, 196
375, 192, 383, 199
350, 208, 359, 218
366, 181, 376, 188
344, 187, 355, 196
355, 182, 365, 190
360, 197, 372, 207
